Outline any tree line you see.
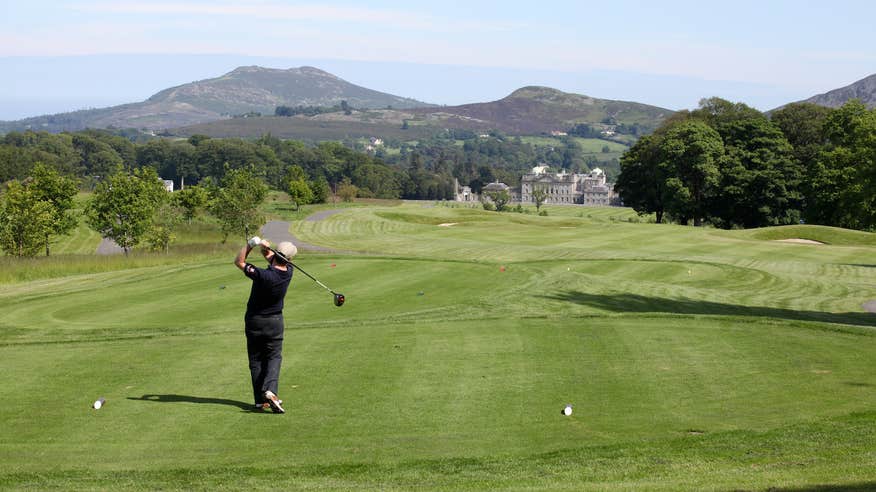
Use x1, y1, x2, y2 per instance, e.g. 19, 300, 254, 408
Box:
0, 130, 456, 256
615, 98, 876, 231
0, 127, 621, 209
0, 158, 281, 257
0, 130, 458, 199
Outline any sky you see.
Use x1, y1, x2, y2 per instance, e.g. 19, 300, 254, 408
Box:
1, 0, 875, 120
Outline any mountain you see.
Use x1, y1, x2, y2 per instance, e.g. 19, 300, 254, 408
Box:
0, 66, 433, 133
791, 73, 876, 109
412, 86, 672, 135
175, 86, 673, 140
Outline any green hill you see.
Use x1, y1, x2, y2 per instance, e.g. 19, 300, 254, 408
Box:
175, 86, 673, 140
0, 66, 433, 133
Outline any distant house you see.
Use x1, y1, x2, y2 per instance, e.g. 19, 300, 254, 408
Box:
369, 137, 384, 146
482, 181, 519, 202
520, 165, 616, 206
162, 179, 174, 192
454, 178, 477, 202
550, 130, 568, 136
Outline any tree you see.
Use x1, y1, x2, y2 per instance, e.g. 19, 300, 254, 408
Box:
660, 120, 724, 226
311, 176, 330, 204
531, 186, 548, 212
0, 181, 54, 257
287, 178, 314, 210
484, 189, 510, 212
208, 167, 268, 242
813, 100, 876, 229
699, 106, 801, 228
27, 163, 79, 256
615, 134, 668, 223
145, 202, 184, 253
336, 177, 358, 202
770, 102, 832, 223
85, 168, 167, 256
173, 185, 208, 223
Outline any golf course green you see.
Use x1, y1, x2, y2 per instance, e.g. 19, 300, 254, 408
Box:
1, 202, 875, 490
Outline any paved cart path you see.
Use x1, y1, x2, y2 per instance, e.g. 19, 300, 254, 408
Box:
261, 209, 349, 253
96, 238, 124, 255
260, 220, 336, 253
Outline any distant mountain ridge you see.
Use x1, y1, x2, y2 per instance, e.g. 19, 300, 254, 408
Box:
411, 86, 672, 135
175, 85, 674, 140
797, 73, 876, 109
0, 66, 432, 132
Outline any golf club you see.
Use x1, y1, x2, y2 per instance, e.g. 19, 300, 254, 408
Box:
262, 244, 345, 307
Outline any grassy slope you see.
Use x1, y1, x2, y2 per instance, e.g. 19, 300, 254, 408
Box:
0, 203, 875, 490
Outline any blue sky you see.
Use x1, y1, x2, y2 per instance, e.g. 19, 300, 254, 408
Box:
2, 1, 875, 119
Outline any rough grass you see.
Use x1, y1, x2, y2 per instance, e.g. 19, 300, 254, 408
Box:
1, 202, 875, 490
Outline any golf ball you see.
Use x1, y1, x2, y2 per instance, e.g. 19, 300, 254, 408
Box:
562, 404, 572, 416
93, 398, 106, 410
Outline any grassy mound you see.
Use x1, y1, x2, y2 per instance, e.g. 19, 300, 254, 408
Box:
732, 224, 876, 247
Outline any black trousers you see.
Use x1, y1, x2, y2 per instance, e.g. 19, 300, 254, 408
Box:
244, 314, 284, 405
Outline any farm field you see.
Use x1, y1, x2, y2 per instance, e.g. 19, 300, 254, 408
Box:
1, 202, 875, 490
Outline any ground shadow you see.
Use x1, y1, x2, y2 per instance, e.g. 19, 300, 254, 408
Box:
764, 483, 876, 491
541, 291, 876, 328
128, 394, 252, 411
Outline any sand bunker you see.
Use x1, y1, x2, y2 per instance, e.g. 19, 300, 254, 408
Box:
774, 238, 825, 245
863, 301, 876, 313
438, 223, 458, 227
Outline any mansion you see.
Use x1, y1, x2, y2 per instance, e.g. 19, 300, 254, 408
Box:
520, 165, 617, 206
455, 165, 618, 206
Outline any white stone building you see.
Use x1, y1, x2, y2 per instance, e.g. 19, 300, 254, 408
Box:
520, 165, 615, 206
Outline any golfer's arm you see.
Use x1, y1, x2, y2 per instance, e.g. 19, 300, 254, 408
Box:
234, 244, 252, 271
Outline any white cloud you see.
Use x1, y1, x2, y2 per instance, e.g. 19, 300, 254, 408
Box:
70, 1, 522, 33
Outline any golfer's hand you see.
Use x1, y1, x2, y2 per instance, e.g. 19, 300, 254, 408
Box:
260, 240, 273, 259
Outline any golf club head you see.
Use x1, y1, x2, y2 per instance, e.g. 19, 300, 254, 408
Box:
333, 293, 345, 307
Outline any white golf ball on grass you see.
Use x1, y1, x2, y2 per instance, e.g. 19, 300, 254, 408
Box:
562, 404, 572, 416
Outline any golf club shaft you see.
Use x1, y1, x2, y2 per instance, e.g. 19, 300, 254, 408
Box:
262, 246, 336, 294
289, 262, 335, 294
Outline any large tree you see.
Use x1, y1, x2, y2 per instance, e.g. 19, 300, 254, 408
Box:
813, 100, 876, 229
659, 120, 724, 226
172, 185, 209, 223
770, 102, 833, 223
209, 167, 268, 242
0, 181, 54, 257
286, 178, 314, 211
615, 134, 668, 223
85, 168, 168, 256
27, 163, 79, 256
697, 104, 801, 228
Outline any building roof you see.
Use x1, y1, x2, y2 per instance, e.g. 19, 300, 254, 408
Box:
483, 181, 511, 192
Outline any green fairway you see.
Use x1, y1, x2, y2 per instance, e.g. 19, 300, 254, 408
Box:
1, 203, 875, 490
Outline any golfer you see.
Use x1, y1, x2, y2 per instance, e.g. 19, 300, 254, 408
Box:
234, 238, 297, 413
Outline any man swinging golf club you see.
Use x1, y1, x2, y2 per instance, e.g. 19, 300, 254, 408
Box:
235, 236, 297, 414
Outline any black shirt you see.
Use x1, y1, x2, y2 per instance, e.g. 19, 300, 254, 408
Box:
243, 262, 293, 316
